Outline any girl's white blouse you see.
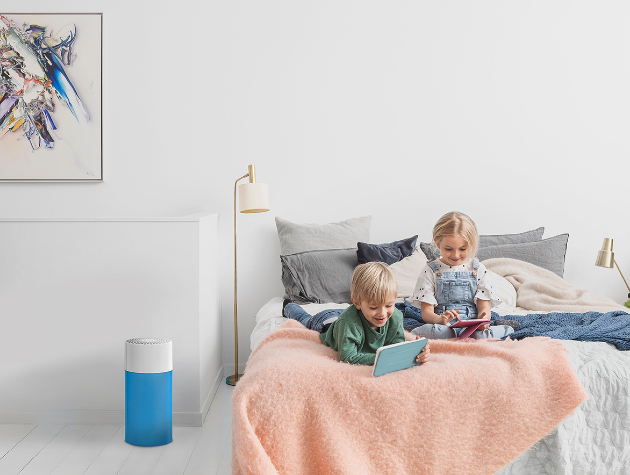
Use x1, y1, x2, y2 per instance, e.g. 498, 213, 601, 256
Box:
409, 258, 502, 309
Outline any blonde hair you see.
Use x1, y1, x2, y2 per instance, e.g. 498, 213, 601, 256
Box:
350, 262, 398, 304
433, 211, 479, 257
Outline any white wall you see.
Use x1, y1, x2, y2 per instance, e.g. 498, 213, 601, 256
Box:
0, 215, 221, 425
1, 1, 628, 373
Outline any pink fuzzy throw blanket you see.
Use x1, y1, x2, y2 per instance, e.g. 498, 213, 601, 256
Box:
233, 320, 587, 475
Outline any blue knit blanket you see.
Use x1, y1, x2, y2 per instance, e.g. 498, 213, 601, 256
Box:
396, 301, 426, 331
396, 301, 630, 351
496, 310, 630, 351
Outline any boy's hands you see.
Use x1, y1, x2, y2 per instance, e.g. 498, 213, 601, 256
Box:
414, 339, 431, 364
438, 309, 460, 325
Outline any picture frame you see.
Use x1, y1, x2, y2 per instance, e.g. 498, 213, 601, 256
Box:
0, 13, 103, 182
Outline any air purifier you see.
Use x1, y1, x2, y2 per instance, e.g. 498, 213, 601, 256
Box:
125, 338, 173, 446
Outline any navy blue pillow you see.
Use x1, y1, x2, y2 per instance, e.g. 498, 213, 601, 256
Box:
356, 235, 418, 265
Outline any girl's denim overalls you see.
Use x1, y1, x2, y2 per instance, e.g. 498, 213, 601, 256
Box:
411, 258, 514, 340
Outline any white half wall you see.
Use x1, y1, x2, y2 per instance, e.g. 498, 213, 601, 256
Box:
0, 1, 628, 374
0, 213, 221, 426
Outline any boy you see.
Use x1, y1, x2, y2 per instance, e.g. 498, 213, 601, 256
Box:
284, 262, 430, 365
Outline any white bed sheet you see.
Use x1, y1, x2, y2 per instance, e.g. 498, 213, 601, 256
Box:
250, 297, 349, 353
249, 298, 630, 474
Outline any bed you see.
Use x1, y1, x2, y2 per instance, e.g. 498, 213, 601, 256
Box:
233, 217, 630, 475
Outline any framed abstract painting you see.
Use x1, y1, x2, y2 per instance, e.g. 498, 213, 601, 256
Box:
0, 13, 102, 182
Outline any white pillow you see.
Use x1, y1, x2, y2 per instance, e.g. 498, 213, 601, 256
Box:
488, 270, 517, 309
389, 250, 517, 309
389, 247, 427, 299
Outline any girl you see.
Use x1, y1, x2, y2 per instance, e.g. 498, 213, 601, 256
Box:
410, 211, 514, 340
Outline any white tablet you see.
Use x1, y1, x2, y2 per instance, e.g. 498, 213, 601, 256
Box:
372, 338, 428, 377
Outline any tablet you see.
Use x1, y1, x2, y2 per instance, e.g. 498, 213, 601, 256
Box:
448, 318, 490, 339
372, 338, 428, 377
448, 318, 490, 328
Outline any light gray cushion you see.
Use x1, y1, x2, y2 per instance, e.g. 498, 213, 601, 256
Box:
479, 227, 545, 247
419, 242, 441, 262
280, 249, 357, 304
275, 216, 371, 255
420, 227, 545, 261
477, 234, 569, 277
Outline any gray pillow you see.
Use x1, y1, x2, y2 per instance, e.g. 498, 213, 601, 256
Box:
419, 242, 441, 261
479, 227, 545, 247
420, 227, 545, 261
280, 249, 358, 304
477, 234, 569, 277
275, 216, 371, 255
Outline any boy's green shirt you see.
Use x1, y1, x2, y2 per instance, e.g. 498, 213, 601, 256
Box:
319, 305, 405, 365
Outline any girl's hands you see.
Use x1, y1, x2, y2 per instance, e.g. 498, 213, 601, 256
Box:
439, 309, 460, 325
414, 339, 430, 363
478, 311, 491, 330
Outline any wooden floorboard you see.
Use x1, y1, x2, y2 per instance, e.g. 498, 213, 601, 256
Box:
19, 424, 92, 475
82, 425, 134, 475
217, 427, 233, 475
51, 425, 120, 475
117, 444, 166, 475
0, 424, 65, 475
151, 426, 203, 475
184, 385, 232, 475
0, 425, 36, 460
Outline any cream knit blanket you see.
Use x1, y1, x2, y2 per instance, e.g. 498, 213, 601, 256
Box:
483, 258, 626, 313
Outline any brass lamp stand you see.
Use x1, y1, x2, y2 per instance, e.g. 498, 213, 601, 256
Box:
595, 238, 630, 308
226, 165, 269, 386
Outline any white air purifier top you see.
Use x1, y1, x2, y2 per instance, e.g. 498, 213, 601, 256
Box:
125, 338, 173, 374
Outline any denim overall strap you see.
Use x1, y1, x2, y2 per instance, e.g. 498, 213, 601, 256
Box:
473, 258, 479, 270
428, 260, 440, 273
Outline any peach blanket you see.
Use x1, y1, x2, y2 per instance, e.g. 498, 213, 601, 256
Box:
233, 320, 587, 475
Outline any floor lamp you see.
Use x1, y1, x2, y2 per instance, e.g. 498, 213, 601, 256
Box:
227, 165, 269, 386
595, 238, 630, 308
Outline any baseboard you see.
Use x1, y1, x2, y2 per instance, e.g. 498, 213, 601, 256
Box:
201, 366, 223, 425
0, 410, 209, 426
0, 411, 126, 425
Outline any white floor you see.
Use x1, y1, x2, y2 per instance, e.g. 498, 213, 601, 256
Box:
0, 384, 234, 475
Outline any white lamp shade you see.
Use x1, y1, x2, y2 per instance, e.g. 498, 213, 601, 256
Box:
238, 182, 269, 213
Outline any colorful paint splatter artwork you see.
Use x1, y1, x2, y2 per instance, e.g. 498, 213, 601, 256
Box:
0, 14, 101, 181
